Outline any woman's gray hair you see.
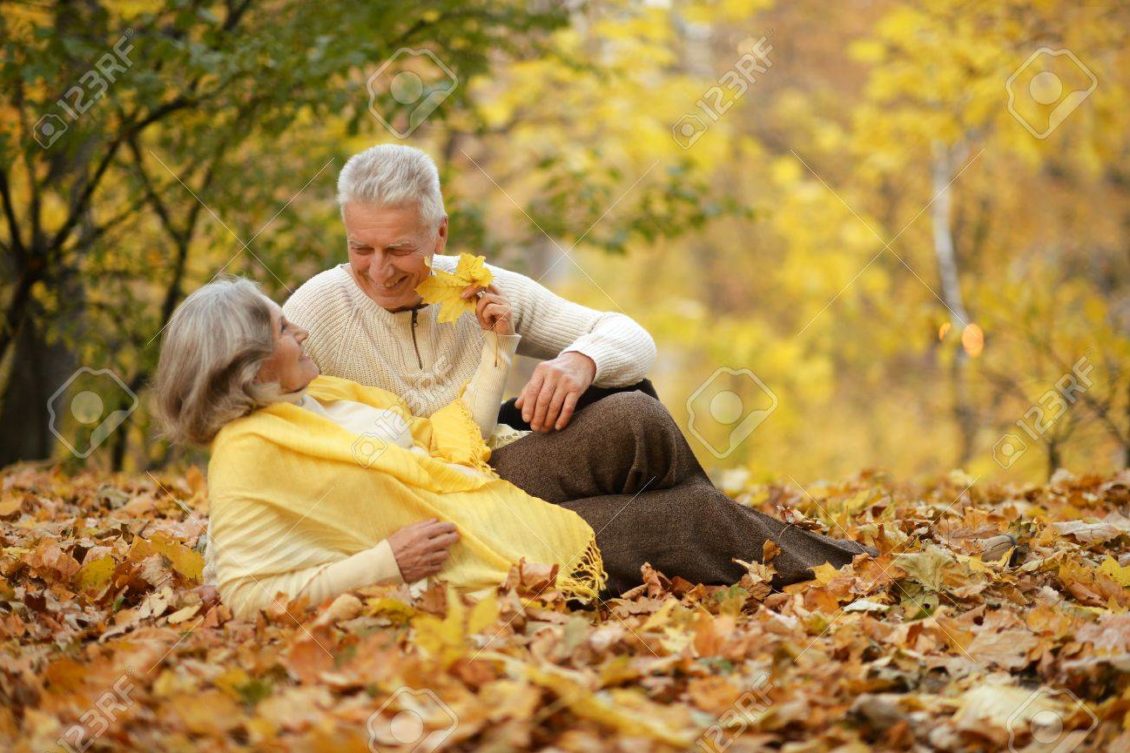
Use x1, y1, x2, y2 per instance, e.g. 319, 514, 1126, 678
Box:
336, 144, 446, 230
155, 277, 283, 446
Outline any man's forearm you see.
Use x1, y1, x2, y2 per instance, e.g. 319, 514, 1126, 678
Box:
560, 312, 657, 387
489, 263, 656, 387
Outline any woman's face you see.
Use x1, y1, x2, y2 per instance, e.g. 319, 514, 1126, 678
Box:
256, 300, 319, 392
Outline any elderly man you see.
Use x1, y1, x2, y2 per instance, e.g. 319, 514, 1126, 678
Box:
283, 144, 874, 593
283, 144, 675, 498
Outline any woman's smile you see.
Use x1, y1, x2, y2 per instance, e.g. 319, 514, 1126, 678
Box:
253, 300, 320, 392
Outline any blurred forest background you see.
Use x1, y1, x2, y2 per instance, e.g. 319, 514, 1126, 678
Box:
1, 0, 1128, 484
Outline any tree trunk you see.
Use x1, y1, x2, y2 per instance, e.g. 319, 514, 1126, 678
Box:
1046, 439, 1061, 481
931, 140, 976, 467
0, 303, 76, 464
1124, 380, 1130, 468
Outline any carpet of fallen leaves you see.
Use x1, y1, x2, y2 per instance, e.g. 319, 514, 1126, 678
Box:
1, 463, 1129, 753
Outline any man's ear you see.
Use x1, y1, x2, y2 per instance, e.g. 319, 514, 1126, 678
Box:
433, 216, 449, 254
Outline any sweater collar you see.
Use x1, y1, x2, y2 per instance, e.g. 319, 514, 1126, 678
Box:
337, 263, 443, 324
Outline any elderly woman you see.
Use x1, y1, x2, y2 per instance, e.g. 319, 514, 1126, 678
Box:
157, 277, 871, 619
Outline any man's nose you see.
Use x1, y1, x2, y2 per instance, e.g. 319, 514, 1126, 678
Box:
370, 255, 397, 281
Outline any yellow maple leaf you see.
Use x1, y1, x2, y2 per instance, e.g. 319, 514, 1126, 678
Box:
128, 532, 204, 583
467, 592, 500, 634
412, 585, 467, 667
415, 253, 494, 324
1098, 556, 1130, 588
76, 555, 115, 593
811, 562, 842, 585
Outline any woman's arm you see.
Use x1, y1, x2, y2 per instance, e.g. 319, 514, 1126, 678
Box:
215, 518, 459, 620
460, 330, 521, 439
298, 539, 403, 601
221, 540, 403, 620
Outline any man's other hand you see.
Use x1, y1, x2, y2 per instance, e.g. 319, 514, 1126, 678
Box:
515, 352, 596, 432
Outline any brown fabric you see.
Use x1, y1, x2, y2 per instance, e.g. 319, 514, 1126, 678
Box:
488, 390, 871, 596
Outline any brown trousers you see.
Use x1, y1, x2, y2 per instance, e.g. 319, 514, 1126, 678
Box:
490, 387, 870, 596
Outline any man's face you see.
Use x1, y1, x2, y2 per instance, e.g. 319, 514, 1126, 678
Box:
343, 201, 448, 312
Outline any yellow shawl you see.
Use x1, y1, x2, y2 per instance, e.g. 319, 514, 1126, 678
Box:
207, 375, 606, 608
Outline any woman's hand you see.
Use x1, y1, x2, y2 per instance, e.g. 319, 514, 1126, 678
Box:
387, 519, 460, 582
462, 283, 514, 336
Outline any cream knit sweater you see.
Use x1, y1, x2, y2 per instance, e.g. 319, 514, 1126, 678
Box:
281, 255, 657, 422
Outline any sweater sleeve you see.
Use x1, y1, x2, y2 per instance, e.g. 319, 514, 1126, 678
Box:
486, 261, 657, 387
221, 539, 404, 620
460, 331, 521, 439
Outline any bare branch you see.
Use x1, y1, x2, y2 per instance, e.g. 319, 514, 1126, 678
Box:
0, 169, 24, 257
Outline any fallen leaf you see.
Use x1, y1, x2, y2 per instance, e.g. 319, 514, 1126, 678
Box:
966, 628, 1040, 670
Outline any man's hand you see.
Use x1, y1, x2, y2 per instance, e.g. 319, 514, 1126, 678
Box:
462, 282, 514, 336
387, 519, 459, 582
515, 351, 596, 432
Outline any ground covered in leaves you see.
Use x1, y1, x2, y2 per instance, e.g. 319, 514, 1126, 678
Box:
1, 465, 1128, 753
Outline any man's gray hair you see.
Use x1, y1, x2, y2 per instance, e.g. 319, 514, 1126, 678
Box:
336, 144, 446, 230
155, 277, 283, 446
